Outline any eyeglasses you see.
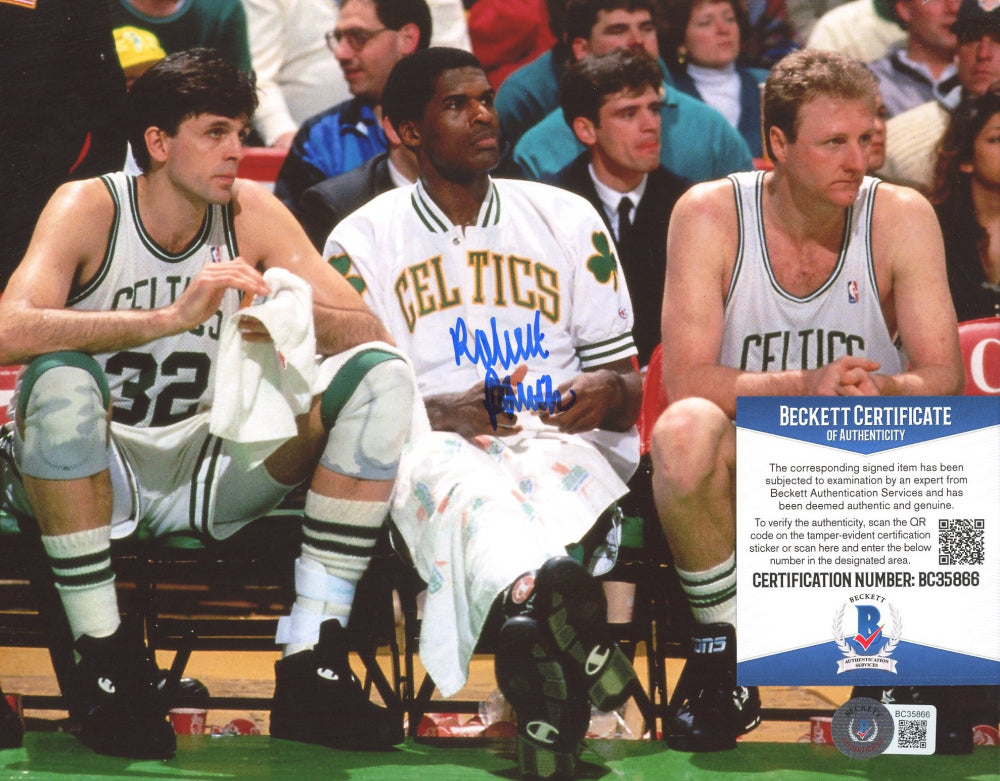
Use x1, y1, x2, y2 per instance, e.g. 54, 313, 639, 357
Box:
325, 27, 390, 53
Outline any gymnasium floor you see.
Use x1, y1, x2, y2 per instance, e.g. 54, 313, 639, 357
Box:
1, 647, 997, 780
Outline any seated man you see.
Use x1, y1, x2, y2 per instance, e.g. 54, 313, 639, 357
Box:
495, 0, 659, 151
0, 49, 417, 759
511, 0, 753, 182
867, 0, 960, 118
552, 48, 689, 367
326, 47, 643, 780
273, 0, 431, 211
649, 49, 963, 752
878, 0, 1000, 190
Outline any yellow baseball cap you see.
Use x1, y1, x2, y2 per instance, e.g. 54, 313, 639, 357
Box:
114, 26, 167, 72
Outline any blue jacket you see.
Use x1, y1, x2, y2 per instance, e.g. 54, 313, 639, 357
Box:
670, 66, 768, 158
274, 98, 388, 211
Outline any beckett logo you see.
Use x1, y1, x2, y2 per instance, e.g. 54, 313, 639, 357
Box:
832, 697, 895, 758
833, 596, 900, 674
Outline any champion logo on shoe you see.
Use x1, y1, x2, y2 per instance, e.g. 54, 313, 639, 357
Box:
98, 677, 116, 695
584, 645, 611, 677
316, 667, 340, 682
526, 720, 560, 745
511, 574, 535, 605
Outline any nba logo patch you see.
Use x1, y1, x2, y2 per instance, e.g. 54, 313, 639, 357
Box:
210, 245, 222, 263
847, 280, 859, 304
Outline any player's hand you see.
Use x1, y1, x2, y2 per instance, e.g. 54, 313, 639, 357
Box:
809, 356, 882, 396
426, 365, 527, 438
168, 258, 270, 334
536, 370, 614, 434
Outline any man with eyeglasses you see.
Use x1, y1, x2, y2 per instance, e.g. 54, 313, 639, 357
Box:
273, 0, 432, 211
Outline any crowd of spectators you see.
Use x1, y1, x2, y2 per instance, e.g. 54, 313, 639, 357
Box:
5, 0, 999, 316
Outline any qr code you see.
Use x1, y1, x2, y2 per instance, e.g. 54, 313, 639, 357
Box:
897, 719, 928, 749
938, 518, 985, 565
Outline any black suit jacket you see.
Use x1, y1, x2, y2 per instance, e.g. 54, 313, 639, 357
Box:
295, 152, 396, 252
551, 155, 689, 365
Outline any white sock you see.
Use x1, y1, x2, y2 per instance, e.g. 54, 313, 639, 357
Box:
676, 553, 736, 626
41, 527, 120, 640
282, 491, 387, 656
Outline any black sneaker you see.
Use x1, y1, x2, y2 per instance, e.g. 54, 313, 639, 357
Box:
530, 557, 639, 713
66, 626, 176, 759
495, 615, 590, 780
271, 619, 402, 750
666, 623, 761, 752
0, 683, 23, 749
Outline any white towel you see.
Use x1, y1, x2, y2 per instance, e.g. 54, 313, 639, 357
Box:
209, 268, 317, 470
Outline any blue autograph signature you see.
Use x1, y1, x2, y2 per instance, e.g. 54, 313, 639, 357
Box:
482, 368, 577, 430
450, 311, 576, 430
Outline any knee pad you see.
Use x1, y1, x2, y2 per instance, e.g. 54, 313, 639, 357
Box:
18, 352, 111, 480
317, 348, 416, 481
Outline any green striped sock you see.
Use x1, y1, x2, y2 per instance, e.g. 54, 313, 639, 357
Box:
42, 527, 120, 640
676, 553, 736, 625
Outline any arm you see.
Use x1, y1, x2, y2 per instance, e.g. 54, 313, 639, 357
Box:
0, 180, 268, 365
231, 179, 391, 354
427, 0, 473, 50
868, 185, 964, 396
536, 358, 641, 434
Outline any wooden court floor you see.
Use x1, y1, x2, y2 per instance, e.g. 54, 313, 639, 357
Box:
2, 645, 997, 779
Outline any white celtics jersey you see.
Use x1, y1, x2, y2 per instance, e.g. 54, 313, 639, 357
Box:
720, 171, 902, 375
326, 177, 639, 478
67, 172, 243, 427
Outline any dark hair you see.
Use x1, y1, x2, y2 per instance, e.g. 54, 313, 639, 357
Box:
127, 49, 258, 172
661, 0, 749, 71
931, 85, 1000, 205
354, 0, 433, 49
560, 49, 663, 127
563, 0, 660, 44
763, 49, 878, 159
381, 47, 484, 130
547, 0, 569, 38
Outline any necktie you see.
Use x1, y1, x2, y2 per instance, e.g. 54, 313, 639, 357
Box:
617, 196, 633, 245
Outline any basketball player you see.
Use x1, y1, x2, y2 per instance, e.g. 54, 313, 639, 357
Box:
0, 49, 416, 758
649, 49, 964, 752
325, 47, 643, 780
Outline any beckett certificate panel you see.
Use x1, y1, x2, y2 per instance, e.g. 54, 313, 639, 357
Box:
735, 396, 1000, 687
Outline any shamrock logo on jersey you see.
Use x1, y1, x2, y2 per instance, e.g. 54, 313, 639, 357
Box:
586, 231, 619, 291
327, 253, 367, 295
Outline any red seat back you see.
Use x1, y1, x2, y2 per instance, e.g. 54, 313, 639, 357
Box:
0, 365, 18, 425
958, 316, 1000, 396
639, 344, 668, 455
237, 147, 288, 191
